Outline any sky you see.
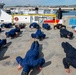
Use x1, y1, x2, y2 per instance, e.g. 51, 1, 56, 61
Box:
0, 0, 76, 6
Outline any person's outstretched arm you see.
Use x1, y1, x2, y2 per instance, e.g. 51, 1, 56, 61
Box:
63, 58, 70, 73
31, 58, 45, 67
62, 10, 69, 13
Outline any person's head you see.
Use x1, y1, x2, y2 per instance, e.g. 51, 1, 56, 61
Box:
35, 41, 39, 47
67, 32, 73, 39
31, 26, 33, 29
59, 25, 61, 28
59, 7, 61, 10
15, 25, 20, 28
36, 26, 39, 29
74, 27, 76, 32
15, 25, 18, 28
53, 17, 55, 20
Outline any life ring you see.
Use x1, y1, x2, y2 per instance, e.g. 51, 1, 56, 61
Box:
14, 17, 19, 21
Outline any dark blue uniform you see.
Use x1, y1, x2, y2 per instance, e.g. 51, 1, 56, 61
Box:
1, 23, 12, 28
5, 28, 20, 38
54, 24, 66, 29
56, 8, 69, 19
42, 23, 50, 30
29, 22, 40, 29
0, 39, 7, 49
16, 41, 45, 75
31, 29, 46, 40
15, 24, 26, 29
60, 29, 73, 39
62, 42, 76, 69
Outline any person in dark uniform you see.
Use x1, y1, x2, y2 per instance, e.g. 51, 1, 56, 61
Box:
15, 23, 26, 29
5, 27, 20, 38
42, 23, 51, 30
56, 8, 69, 19
31, 27, 46, 41
29, 22, 40, 29
54, 24, 66, 30
60, 29, 73, 39
62, 42, 76, 73
16, 41, 45, 75
1, 23, 12, 28
0, 39, 7, 49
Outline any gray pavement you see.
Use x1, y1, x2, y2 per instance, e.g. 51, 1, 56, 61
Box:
0, 25, 76, 75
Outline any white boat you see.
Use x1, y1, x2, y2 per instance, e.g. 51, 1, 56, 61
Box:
0, 9, 12, 23
0, 8, 56, 24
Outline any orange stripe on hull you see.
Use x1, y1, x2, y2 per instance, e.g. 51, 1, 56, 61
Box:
44, 20, 59, 23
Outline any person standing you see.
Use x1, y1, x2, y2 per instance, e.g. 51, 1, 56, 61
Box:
56, 8, 69, 19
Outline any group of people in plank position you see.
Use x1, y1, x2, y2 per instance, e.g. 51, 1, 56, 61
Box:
0, 23, 26, 49
0, 21, 76, 75
16, 22, 76, 75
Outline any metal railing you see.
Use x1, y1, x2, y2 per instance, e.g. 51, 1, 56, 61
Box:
12, 14, 57, 25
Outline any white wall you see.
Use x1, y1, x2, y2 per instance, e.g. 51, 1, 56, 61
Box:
0, 9, 12, 23
14, 16, 31, 23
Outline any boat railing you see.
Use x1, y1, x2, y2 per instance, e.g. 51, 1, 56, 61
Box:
12, 13, 57, 25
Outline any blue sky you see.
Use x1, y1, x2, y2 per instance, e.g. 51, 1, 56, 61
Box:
1, 0, 76, 6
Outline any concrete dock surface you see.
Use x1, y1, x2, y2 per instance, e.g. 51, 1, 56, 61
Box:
0, 24, 76, 75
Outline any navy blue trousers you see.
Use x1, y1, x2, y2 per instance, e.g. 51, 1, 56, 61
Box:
62, 42, 76, 69
60, 29, 73, 39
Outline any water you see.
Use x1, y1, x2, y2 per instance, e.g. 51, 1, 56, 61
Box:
44, 10, 76, 16
63, 10, 76, 15
11, 9, 76, 16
